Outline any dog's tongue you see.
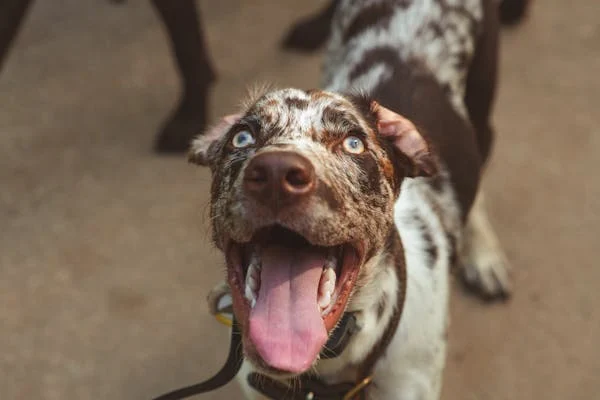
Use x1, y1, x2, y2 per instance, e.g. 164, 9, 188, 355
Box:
248, 245, 328, 373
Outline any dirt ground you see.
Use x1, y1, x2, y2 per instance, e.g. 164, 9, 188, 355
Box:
1, 0, 598, 399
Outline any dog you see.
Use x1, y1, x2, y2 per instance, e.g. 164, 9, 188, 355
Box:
190, 0, 523, 398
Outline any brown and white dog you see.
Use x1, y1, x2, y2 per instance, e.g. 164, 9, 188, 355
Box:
190, 0, 519, 398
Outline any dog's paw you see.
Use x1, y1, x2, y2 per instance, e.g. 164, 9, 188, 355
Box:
154, 104, 208, 154
154, 76, 216, 154
460, 248, 512, 301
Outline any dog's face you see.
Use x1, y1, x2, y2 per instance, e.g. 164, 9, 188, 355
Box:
191, 88, 436, 376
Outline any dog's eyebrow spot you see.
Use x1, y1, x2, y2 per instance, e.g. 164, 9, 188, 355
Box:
284, 97, 309, 110
321, 106, 361, 132
235, 116, 262, 134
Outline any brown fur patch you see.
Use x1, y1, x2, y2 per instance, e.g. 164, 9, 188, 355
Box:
343, 2, 395, 44
284, 97, 309, 110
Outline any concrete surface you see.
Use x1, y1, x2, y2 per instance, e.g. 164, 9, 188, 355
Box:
1, 0, 598, 399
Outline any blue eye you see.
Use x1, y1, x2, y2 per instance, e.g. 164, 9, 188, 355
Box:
342, 136, 365, 154
231, 130, 255, 148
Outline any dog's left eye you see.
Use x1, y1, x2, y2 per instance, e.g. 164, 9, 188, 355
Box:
231, 130, 255, 148
342, 136, 365, 154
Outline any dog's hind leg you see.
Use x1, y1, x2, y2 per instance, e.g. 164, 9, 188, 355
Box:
459, 0, 511, 300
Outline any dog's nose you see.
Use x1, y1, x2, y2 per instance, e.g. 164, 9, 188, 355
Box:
244, 151, 316, 207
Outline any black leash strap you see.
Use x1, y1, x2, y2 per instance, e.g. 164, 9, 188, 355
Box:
151, 320, 243, 400
150, 312, 361, 400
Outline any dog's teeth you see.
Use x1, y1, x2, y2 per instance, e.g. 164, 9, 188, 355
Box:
245, 285, 256, 306
245, 262, 261, 307
247, 266, 260, 290
318, 267, 336, 310
321, 267, 336, 289
246, 278, 256, 296
318, 290, 332, 309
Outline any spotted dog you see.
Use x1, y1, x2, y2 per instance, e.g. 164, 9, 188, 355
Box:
190, 0, 512, 398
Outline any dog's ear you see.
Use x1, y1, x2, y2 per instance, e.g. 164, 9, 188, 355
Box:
372, 101, 438, 177
188, 114, 243, 166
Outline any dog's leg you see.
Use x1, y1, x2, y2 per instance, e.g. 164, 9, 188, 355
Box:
150, 0, 216, 153
0, 0, 33, 73
280, 0, 339, 52
457, 0, 510, 299
465, 0, 499, 165
460, 191, 511, 298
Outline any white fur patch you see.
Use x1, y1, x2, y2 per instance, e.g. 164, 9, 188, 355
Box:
323, 0, 483, 117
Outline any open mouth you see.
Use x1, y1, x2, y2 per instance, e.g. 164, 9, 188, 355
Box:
225, 225, 363, 374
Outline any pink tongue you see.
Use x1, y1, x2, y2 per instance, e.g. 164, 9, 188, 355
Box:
248, 245, 328, 373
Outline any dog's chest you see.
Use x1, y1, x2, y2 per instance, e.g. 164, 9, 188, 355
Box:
323, 0, 483, 116
315, 176, 460, 388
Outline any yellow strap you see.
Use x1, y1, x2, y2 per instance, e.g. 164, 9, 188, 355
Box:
343, 376, 372, 400
215, 313, 233, 327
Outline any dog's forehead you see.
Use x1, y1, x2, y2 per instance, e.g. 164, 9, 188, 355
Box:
248, 89, 368, 140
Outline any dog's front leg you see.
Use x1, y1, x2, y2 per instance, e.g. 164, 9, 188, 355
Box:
150, 0, 216, 154
460, 191, 512, 299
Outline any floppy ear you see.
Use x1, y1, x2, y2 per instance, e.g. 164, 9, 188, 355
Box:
372, 101, 438, 177
188, 114, 243, 166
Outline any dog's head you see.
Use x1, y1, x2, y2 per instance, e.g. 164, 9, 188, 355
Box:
191, 88, 437, 375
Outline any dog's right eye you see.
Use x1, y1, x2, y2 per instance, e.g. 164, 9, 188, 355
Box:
231, 130, 255, 148
342, 136, 365, 154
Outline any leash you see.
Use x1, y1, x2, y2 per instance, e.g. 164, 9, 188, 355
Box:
151, 301, 401, 400
151, 312, 367, 400
152, 256, 406, 400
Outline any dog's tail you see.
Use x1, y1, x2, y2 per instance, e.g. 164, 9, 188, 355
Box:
499, 0, 531, 26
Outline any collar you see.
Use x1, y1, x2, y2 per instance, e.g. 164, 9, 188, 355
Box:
247, 371, 372, 400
